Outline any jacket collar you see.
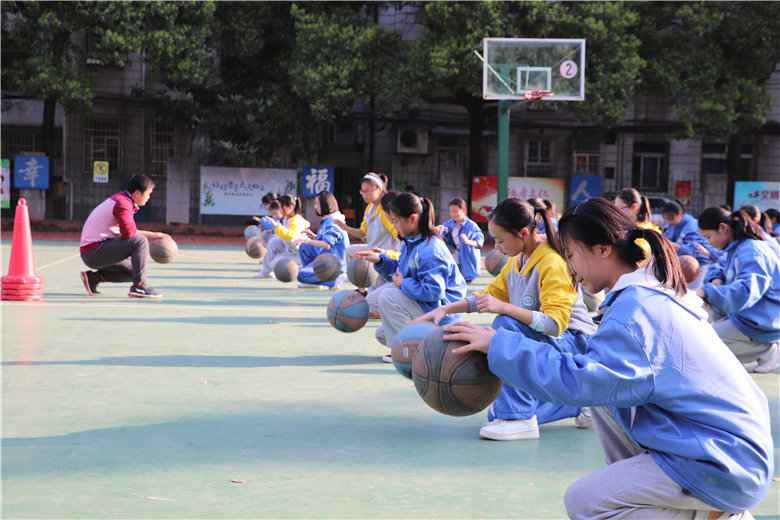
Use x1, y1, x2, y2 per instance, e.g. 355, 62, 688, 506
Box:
520, 242, 554, 276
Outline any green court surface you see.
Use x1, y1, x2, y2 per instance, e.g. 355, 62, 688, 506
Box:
2, 240, 778, 519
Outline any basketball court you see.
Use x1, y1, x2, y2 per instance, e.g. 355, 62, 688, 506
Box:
2, 239, 778, 518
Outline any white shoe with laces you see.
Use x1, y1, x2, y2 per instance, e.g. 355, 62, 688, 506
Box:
479, 416, 540, 441
750, 343, 780, 374
574, 407, 593, 429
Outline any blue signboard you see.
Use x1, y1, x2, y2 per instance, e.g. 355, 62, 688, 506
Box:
13, 155, 49, 189
301, 166, 335, 198
569, 175, 602, 207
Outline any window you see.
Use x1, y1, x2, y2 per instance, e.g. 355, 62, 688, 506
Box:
151, 118, 174, 178
526, 140, 552, 177
701, 141, 753, 177
85, 119, 121, 172
1, 132, 38, 157
632, 142, 668, 191
574, 153, 599, 176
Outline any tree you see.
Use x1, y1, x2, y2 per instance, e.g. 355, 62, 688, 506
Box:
289, 3, 417, 167
637, 2, 780, 203
1, 1, 214, 159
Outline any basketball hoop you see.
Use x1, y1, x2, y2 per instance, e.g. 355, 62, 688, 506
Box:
522, 89, 553, 102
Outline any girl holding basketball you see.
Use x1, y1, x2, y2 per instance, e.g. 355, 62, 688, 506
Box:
696, 207, 780, 373
339, 173, 400, 256
296, 192, 349, 289
445, 198, 772, 519
416, 198, 596, 441
256, 195, 311, 278
436, 198, 485, 283
354, 192, 466, 358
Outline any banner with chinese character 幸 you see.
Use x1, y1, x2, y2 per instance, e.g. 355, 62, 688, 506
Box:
733, 181, 780, 212
301, 166, 335, 198
200, 167, 297, 215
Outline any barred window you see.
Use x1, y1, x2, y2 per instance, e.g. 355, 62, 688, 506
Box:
151, 118, 174, 178
84, 119, 121, 172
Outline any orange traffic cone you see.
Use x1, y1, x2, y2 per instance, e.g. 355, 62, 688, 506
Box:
2, 198, 43, 301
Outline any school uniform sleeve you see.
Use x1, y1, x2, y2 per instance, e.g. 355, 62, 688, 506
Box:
487, 317, 655, 408
703, 247, 775, 316
359, 206, 370, 237
384, 249, 401, 261
319, 224, 343, 248
536, 254, 577, 336
465, 220, 485, 248
275, 215, 308, 241
399, 249, 448, 303
375, 253, 399, 281
378, 206, 399, 241
480, 256, 513, 302
112, 195, 137, 239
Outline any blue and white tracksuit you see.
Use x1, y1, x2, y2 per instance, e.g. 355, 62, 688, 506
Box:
487, 270, 773, 514
663, 214, 721, 266
441, 217, 485, 283
702, 238, 780, 345
297, 216, 349, 287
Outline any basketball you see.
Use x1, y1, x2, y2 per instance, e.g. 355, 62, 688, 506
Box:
390, 322, 437, 380
327, 290, 369, 333
411, 327, 501, 417
679, 255, 700, 285
273, 258, 299, 283
244, 225, 261, 240
484, 249, 508, 277
149, 235, 178, 264
347, 257, 378, 288
313, 253, 342, 282
245, 237, 266, 259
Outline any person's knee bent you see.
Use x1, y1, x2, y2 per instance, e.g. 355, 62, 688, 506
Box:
564, 476, 597, 520
129, 234, 149, 251
377, 286, 403, 313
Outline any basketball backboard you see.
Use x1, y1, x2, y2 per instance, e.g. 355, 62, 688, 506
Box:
482, 38, 585, 101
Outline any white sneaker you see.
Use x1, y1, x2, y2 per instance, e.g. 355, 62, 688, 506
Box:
381, 354, 393, 364
574, 407, 593, 429
297, 282, 325, 290
330, 273, 349, 290
255, 270, 274, 279
750, 343, 780, 374
479, 417, 540, 441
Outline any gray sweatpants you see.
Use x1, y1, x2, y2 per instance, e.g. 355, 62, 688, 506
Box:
712, 318, 778, 368
564, 407, 745, 520
374, 286, 424, 347
80, 235, 149, 286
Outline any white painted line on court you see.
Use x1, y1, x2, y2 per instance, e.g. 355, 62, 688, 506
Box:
37, 253, 81, 271
2, 300, 319, 314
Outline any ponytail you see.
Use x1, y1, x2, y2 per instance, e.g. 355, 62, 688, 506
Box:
388, 192, 436, 239
619, 227, 686, 295
535, 206, 561, 256
699, 206, 763, 242
559, 198, 686, 295
491, 198, 562, 256
617, 188, 652, 224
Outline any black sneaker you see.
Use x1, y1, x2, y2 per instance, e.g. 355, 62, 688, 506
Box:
128, 284, 163, 299
80, 271, 101, 296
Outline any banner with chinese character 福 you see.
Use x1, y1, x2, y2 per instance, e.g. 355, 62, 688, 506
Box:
13, 155, 49, 189
301, 166, 335, 198
200, 167, 297, 216
733, 181, 780, 211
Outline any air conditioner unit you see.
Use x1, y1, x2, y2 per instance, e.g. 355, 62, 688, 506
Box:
397, 129, 429, 154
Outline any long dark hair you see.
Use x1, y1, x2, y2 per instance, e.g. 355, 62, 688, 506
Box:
617, 188, 652, 224
699, 207, 763, 241
490, 198, 560, 255
278, 195, 301, 215
559, 198, 686, 295
316, 191, 339, 216
388, 192, 436, 239
765, 208, 780, 236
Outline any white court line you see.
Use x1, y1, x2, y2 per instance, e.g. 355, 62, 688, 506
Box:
3, 300, 319, 314
37, 253, 81, 271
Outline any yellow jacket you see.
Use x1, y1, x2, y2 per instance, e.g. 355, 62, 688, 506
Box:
482, 243, 577, 335
275, 214, 310, 241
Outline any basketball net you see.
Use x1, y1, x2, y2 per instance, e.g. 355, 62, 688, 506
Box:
522, 89, 553, 102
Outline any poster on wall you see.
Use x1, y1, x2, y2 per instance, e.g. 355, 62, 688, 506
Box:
93, 161, 110, 184
1, 159, 10, 209
733, 181, 780, 211
675, 181, 692, 206
471, 176, 567, 222
508, 177, 566, 214
13, 155, 49, 189
301, 166, 334, 198
470, 176, 497, 223
200, 167, 297, 215
569, 175, 603, 207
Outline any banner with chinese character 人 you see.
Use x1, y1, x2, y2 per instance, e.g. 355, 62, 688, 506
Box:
569, 175, 602, 207
13, 155, 49, 189
733, 181, 780, 212
200, 167, 297, 215
301, 166, 335, 198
